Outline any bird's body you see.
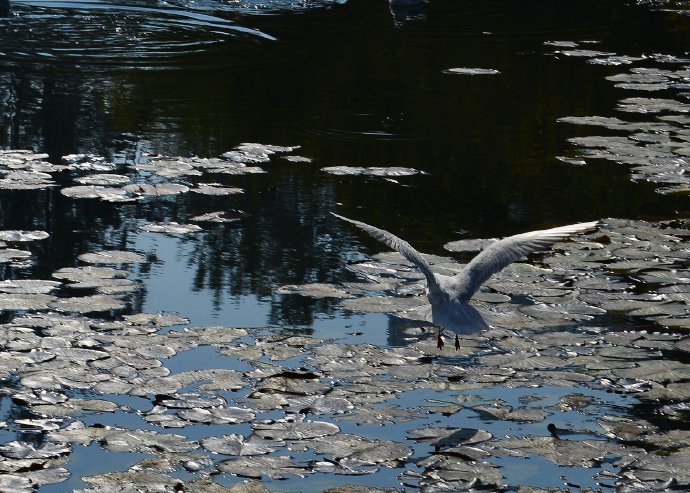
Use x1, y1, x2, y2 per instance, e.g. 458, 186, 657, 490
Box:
333, 213, 599, 341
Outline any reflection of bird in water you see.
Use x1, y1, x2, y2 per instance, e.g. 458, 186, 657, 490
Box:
389, 0, 427, 26
333, 213, 598, 349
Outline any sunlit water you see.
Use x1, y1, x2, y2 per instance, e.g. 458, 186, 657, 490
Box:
0, 0, 689, 491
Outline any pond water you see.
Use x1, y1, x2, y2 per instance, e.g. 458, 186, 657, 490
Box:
1, 0, 690, 492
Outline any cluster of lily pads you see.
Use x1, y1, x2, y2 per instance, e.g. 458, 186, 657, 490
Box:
0, 204, 687, 492
1, 117, 689, 492
0, 229, 49, 268
543, 43, 690, 196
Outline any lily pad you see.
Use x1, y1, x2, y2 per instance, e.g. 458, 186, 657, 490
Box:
192, 184, 244, 195
61, 185, 114, 199
472, 402, 548, 422
443, 67, 500, 75
0, 441, 70, 459
216, 455, 311, 480
190, 211, 245, 223
321, 166, 421, 177
52, 266, 127, 283
0, 279, 61, 294
102, 429, 196, 454
0, 230, 49, 242
74, 173, 131, 186
50, 294, 126, 313
201, 434, 284, 456
139, 222, 203, 234
297, 434, 412, 467
339, 295, 427, 313
78, 250, 148, 264
124, 183, 190, 197
252, 416, 340, 440
0, 293, 56, 310
77, 472, 184, 492
0, 170, 56, 190
278, 283, 360, 299
0, 248, 32, 264
407, 427, 492, 447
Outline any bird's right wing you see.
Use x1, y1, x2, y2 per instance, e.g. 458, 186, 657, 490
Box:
332, 213, 441, 293
454, 221, 599, 300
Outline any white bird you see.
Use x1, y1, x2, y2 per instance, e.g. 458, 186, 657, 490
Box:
333, 213, 599, 349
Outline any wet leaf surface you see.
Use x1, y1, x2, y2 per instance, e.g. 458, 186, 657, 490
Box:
201, 434, 284, 456
0, 230, 49, 242
443, 67, 501, 75
321, 166, 421, 177
139, 221, 203, 234
78, 250, 148, 264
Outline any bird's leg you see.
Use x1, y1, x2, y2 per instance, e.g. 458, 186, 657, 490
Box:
437, 327, 444, 350
455, 334, 460, 351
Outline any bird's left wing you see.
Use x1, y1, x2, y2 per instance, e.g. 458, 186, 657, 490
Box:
454, 221, 599, 300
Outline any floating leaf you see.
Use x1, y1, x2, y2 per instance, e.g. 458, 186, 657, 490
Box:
443, 238, 497, 253
124, 312, 189, 327
124, 183, 189, 197
102, 429, 196, 454
472, 402, 548, 422
139, 222, 202, 234
321, 166, 420, 177
0, 441, 70, 459
53, 266, 127, 282
444, 67, 500, 75
284, 395, 354, 414
216, 455, 311, 480
50, 294, 125, 313
192, 184, 244, 195
190, 210, 245, 223
0, 170, 56, 189
74, 173, 131, 186
78, 250, 148, 264
278, 283, 361, 299
0, 293, 56, 310
0, 279, 61, 294
283, 155, 312, 163
201, 434, 283, 456
340, 295, 426, 313
252, 416, 339, 440
78, 472, 183, 492
299, 434, 412, 467
0, 230, 49, 242
61, 185, 114, 199
0, 248, 32, 264
178, 406, 255, 425
407, 427, 492, 447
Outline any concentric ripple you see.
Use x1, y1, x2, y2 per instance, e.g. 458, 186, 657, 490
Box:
0, 0, 277, 68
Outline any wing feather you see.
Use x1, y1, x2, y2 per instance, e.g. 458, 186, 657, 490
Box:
332, 213, 441, 293
453, 221, 599, 300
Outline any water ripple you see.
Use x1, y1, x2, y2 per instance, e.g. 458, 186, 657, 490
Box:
1, 0, 277, 68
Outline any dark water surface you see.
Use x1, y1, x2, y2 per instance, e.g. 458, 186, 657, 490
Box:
1, 0, 690, 491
